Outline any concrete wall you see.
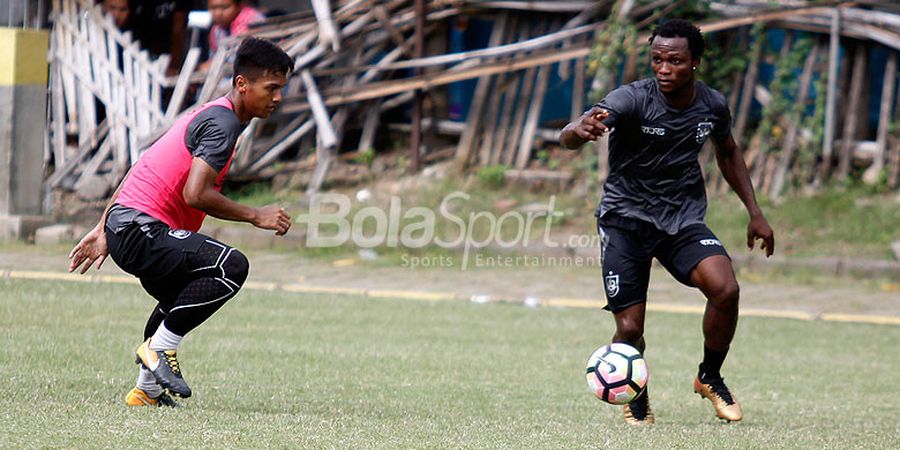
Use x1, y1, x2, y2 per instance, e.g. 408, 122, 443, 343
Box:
0, 27, 49, 238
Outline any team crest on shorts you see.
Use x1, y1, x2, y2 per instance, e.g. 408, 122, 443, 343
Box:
168, 229, 192, 239
605, 272, 620, 298
696, 121, 714, 143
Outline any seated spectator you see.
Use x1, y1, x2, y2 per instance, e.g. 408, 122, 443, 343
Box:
101, 0, 132, 30
207, 0, 265, 57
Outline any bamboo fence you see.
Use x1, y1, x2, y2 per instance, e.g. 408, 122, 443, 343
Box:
45, 0, 900, 204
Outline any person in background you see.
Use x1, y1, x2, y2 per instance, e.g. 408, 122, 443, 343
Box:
130, 0, 190, 76
204, 0, 265, 67
101, 0, 132, 30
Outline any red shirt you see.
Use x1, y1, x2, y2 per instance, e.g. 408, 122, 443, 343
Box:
209, 6, 265, 53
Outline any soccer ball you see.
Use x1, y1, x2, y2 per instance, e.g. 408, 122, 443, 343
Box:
585, 343, 649, 405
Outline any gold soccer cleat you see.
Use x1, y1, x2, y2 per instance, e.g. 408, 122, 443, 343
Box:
125, 387, 180, 408
694, 376, 742, 422
623, 390, 654, 425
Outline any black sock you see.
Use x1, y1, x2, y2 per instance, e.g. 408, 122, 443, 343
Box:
699, 346, 728, 381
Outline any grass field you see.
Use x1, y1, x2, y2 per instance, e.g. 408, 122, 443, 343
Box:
2, 278, 898, 448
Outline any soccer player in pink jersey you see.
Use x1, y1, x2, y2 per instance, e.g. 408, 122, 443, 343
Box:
68, 38, 293, 407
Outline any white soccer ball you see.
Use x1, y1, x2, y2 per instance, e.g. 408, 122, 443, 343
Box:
585, 342, 649, 405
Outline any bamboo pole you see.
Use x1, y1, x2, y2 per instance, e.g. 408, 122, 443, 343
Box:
283, 43, 592, 113
409, 0, 425, 173
837, 43, 867, 179
454, 12, 507, 167
311, 0, 341, 52
818, 7, 842, 184
571, 54, 585, 121
503, 67, 536, 166
863, 50, 896, 184
303, 69, 338, 194
515, 63, 550, 169
246, 114, 313, 174
165, 47, 201, 119
770, 42, 820, 198
357, 101, 382, 154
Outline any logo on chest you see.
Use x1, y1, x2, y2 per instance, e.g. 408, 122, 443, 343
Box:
641, 125, 666, 136
696, 122, 714, 143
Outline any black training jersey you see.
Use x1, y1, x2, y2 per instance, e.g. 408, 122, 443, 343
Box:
594, 78, 731, 234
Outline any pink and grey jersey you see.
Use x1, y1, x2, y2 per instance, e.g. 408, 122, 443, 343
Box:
116, 96, 245, 231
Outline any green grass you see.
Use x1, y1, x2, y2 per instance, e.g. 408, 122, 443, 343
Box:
706, 188, 900, 260
1, 278, 898, 448
225, 175, 900, 262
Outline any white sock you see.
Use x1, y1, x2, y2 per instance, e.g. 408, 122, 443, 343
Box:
136, 367, 163, 398
148, 323, 183, 351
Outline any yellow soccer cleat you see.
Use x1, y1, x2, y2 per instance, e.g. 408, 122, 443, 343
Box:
125, 387, 180, 408
623, 389, 654, 425
694, 376, 742, 422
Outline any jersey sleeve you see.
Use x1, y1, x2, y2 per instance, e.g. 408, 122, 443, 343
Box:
711, 91, 733, 145
594, 85, 638, 130
184, 106, 243, 173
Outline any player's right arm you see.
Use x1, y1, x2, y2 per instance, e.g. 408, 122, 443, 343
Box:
68, 167, 132, 274
182, 157, 292, 235
559, 106, 610, 149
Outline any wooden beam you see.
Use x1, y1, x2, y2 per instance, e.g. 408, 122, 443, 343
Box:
283, 43, 592, 114
311, 0, 341, 52
837, 43, 867, 179
863, 51, 896, 184
455, 12, 507, 168
770, 42, 820, 198
515, 64, 551, 169
819, 7, 842, 184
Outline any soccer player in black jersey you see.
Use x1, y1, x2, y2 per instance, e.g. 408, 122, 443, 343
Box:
561, 20, 775, 425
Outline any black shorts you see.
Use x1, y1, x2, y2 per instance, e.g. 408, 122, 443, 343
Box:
596, 214, 730, 313
105, 206, 241, 305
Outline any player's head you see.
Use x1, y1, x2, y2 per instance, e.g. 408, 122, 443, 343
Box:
648, 20, 704, 94
233, 38, 294, 119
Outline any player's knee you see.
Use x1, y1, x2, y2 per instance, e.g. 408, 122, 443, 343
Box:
223, 249, 250, 287
615, 319, 644, 344
708, 280, 739, 308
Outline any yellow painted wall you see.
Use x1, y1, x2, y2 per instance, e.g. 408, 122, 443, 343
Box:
0, 28, 49, 86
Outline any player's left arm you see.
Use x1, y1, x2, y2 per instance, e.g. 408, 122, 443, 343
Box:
714, 134, 775, 257
182, 159, 292, 235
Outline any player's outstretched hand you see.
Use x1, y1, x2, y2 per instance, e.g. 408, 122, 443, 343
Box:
747, 214, 775, 257
68, 224, 108, 274
572, 106, 610, 141
253, 205, 292, 236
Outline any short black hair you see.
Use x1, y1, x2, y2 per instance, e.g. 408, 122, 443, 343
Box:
233, 37, 294, 85
649, 19, 705, 60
